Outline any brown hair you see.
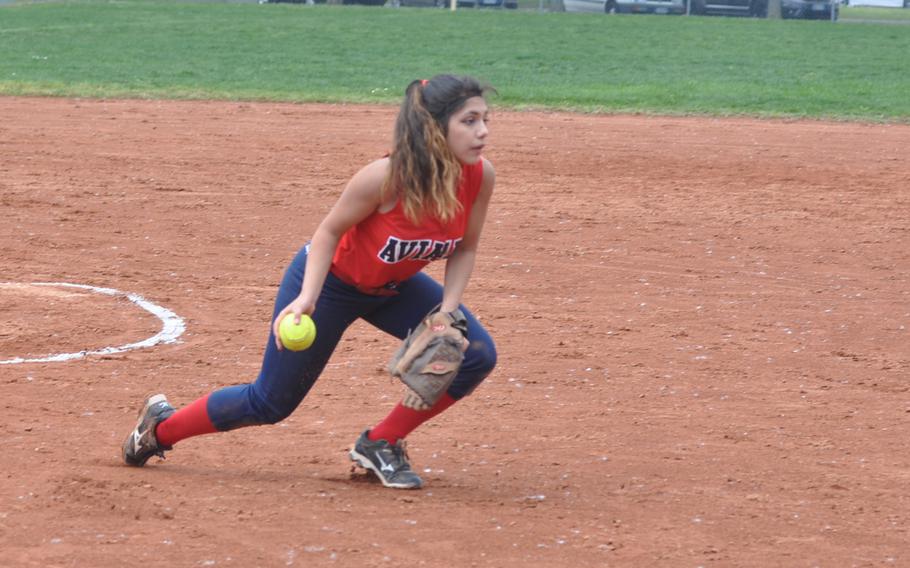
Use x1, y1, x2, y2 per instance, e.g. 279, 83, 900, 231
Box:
383, 74, 495, 224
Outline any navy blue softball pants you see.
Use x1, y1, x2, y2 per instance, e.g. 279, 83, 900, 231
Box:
205, 245, 498, 431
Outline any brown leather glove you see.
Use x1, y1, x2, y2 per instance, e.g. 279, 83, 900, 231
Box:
389, 308, 468, 407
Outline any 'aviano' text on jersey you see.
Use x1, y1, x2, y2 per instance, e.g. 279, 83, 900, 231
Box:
377, 237, 463, 264
331, 159, 485, 294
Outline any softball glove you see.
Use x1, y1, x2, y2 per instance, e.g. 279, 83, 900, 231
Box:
389, 308, 468, 408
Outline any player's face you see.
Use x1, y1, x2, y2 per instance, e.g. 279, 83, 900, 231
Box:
446, 96, 490, 165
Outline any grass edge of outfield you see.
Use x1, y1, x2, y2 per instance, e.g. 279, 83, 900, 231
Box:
3, 89, 905, 126
1, 1, 909, 122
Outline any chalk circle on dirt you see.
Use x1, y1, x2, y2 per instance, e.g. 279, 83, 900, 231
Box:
0, 282, 186, 365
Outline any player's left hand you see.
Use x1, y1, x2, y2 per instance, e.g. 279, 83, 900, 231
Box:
388, 308, 468, 406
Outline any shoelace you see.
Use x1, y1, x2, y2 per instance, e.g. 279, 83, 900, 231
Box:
385, 442, 412, 473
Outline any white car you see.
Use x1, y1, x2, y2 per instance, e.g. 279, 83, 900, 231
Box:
565, 0, 686, 13
565, 0, 838, 16
563, 0, 612, 11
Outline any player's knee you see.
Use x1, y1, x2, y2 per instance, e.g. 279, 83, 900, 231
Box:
257, 404, 293, 425
248, 385, 302, 425
449, 338, 497, 399
469, 336, 497, 375
207, 382, 302, 430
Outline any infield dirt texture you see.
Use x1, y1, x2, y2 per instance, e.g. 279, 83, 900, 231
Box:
1, 97, 909, 566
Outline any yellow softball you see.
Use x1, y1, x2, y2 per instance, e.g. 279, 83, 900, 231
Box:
278, 313, 316, 351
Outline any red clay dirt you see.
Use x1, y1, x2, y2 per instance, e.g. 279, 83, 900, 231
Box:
1, 97, 909, 567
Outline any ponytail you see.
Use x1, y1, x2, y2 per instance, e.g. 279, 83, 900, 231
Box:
383, 75, 494, 224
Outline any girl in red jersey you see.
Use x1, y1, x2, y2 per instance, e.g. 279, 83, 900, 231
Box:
123, 75, 497, 489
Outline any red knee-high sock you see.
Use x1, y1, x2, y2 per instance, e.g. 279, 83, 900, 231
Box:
155, 394, 218, 447
367, 393, 457, 445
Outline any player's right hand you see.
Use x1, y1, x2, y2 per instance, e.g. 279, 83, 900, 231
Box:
273, 295, 316, 351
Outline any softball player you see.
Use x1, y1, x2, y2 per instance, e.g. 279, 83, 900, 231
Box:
123, 75, 498, 490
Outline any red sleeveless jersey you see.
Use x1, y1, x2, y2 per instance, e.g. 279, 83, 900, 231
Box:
331, 160, 485, 295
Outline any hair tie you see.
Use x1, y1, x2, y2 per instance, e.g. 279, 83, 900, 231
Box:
420, 79, 428, 87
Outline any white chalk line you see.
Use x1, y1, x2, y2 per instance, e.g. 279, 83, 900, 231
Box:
0, 282, 186, 365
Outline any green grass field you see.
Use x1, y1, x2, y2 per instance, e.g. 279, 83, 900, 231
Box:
1, 0, 908, 120
841, 5, 910, 21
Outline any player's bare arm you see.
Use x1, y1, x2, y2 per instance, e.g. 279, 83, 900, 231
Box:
271, 158, 388, 347
441, 158, 495, 313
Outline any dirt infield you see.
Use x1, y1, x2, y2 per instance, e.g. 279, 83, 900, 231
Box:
1, 97, 908, 567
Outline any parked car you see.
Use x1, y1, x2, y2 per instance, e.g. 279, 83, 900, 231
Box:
566, 0, 836, 15
564, 0, 612, 12
614, 0, 685, 12
844, 0, 902, 5
564, 0, 686, 13
694, 0, 837, 17
689, 0, 768, 18
395, 0, 448, 6
690, 0, 766, 16
780, 0, 838, 18
454, 0, 519, 7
